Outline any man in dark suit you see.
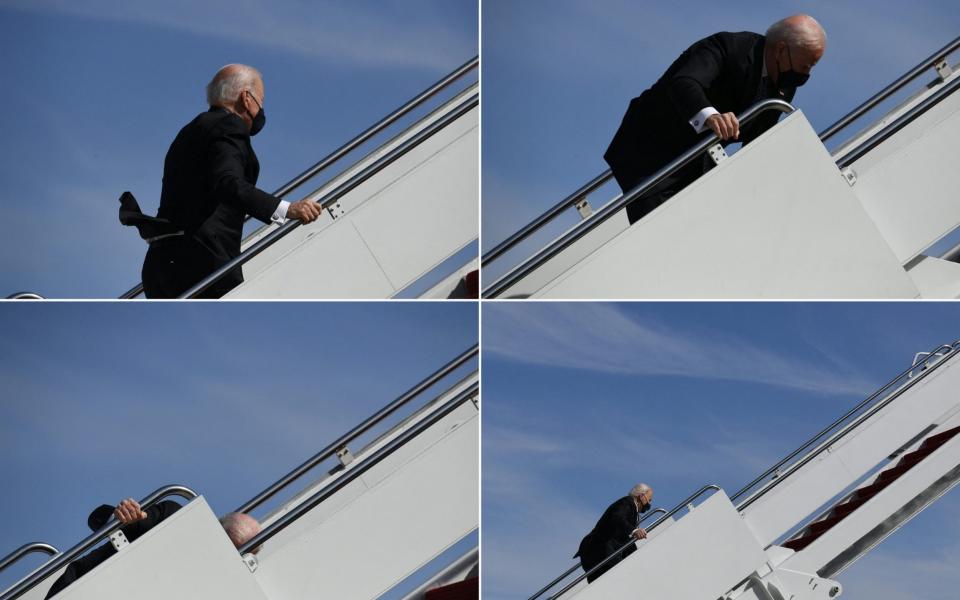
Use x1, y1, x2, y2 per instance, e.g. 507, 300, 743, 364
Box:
136, 64, 323, 298
575, 483, 654, 583
604, 15, 826, 224
45, 498, 261, 598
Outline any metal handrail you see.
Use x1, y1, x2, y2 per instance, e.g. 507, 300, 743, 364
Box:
548, 485, 722, 599
819, 36, 960, 142
0, 544, 59, 574
5, 293, 44, 300
527, 508, 666, 600
237, 382, 479, 555
481, 170, 613, 267
733, 340, 960, 511
236, 344, 478, 514
482, 99, 796, 298
836, 73, 960, 168
181, 90, 479, 298
118, 56, 478, 299
0, 485, 198, 600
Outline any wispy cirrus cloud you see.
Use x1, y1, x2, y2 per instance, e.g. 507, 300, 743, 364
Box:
483, 303, 877, 396
3, 0, 475, 72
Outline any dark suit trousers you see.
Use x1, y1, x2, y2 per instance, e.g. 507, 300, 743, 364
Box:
581, 544, 636, 583
613, 159, 704, 226
142, 237, 240, 299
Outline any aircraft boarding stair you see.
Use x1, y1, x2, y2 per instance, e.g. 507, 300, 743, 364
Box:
482, 37, 960, 299
0, 346, 479, 600
8, 57, 478, 300
528, 339, 960, 600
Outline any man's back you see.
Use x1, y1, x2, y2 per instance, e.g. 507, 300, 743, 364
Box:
157, 107, 269, 264
604, 31, 775, 176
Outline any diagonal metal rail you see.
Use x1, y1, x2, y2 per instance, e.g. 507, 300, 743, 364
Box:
236, 344, 478, 514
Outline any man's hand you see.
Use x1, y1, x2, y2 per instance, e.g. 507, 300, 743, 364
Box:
286, 199, 323, 224
705, 112, 740, 141
631, 528, 648, 540
115, 499, 148, 524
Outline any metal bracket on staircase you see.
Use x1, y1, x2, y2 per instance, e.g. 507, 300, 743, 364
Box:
242, 553, 259, 573
336, 446, 355, 467
574, 197, 593, 219
326, 201, 345, 220
840, 167, 857, 187
707, 143, 728, 165
934, 59, 953, 81
109, 530, 129, 552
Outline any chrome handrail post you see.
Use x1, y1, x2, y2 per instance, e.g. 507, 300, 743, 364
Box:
0, 544, 60, 574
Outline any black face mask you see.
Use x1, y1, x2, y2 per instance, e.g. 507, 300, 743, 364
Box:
250, 108, 266, 136
776, 45, 809, 92
247, 91, 266, 136
639, 500, 650, 513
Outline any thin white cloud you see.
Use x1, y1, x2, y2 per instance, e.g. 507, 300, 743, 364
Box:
4, 0, 474, 71
484, 303, 877, 396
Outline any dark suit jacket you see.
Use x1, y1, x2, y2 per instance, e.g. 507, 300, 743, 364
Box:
157, 107, 281, 285
45, 501, 182, 599
604, 31, 795, 191
575, 496, 640, 574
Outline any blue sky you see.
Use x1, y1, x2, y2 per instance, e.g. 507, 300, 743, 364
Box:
482, 302, 960, 600
0, 301, 478, 596
0, 1, 477, 298
481, 0, 960, 279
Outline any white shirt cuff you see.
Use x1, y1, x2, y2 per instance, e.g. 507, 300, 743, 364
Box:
689, 106, 720, 133
271, 200, 290, 224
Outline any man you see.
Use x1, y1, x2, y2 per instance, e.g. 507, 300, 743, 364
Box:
45, 498, 260, 598
604, 15, 826, 224
575, 483, 654, 583
127, 64, 323, 298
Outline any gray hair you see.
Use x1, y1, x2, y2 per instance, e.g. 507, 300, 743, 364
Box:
219, 512, 261, 549
629, 483, 652, 498
205, 64, 262, 106
766, 15, 827, 51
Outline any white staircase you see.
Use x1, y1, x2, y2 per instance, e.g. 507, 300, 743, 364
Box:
530, 340, 960, 600
482, 39, 960, 299
1, 348, 479, 600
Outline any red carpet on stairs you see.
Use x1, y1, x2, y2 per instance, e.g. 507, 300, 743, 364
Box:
424, 577, 479, 600
782, 425, 960, 551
